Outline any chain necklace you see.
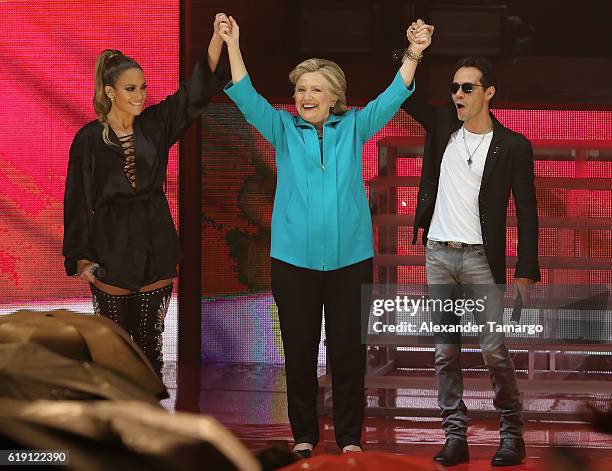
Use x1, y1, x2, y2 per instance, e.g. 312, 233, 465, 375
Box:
462, 125, 492, 167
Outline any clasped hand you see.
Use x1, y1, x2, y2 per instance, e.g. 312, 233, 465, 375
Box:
407, 19, 435, 54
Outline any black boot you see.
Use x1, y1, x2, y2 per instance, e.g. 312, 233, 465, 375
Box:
491, 438, 525, 466
132, 284, 172, 377
434, 438, 469, 467
90, 284, 137, 336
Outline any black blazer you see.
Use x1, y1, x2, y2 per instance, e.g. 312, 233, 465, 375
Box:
63, 61, 225, 290
401, 94, 541, 285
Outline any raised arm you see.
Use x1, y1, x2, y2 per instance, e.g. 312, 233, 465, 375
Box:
219, 16, 247, 84
220, 16, 283, 147
399, 20, 434, 87
356, 20, 434, 142
207, 13, 229, 73
399, 20, 437, 129
140, 14, 228, 144
400, 89, 437, 130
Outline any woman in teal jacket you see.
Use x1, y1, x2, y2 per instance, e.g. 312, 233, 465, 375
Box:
220, 17, 433, 455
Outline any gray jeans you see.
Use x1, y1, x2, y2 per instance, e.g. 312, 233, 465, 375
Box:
426, 240, 523, 439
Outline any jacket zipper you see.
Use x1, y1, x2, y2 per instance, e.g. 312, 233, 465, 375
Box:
321, 128, 325, 271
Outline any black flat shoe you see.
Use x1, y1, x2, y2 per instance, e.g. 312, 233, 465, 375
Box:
434, 438, 469, 467
491, 438, 526, 466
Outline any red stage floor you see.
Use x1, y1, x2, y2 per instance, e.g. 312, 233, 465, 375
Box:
226, 418, 612, 471
165, 364, 612, 471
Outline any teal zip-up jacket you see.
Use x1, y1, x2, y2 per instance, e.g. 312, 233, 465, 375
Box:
224, 71, 414, 271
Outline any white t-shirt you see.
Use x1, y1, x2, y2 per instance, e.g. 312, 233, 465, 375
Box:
427, 127, 493, 244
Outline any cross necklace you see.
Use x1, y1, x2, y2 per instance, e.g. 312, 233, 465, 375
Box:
462, 125, 492, 167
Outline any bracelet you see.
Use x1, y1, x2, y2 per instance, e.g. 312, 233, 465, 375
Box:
403, 47, 423, 63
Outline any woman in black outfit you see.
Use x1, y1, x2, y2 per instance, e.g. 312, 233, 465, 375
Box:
63, 14, 227, 376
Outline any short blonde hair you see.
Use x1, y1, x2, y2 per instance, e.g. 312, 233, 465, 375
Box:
289, 58, 347, 114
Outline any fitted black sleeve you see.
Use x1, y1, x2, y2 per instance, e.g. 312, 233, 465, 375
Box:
512, 137, 541, 282
63, 129, 96, 276
400, 88, 437, 131
142, 59, 226, 145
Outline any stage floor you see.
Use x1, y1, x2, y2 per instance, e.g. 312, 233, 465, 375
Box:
163, 363, 612, 471
3, 301, 610, 469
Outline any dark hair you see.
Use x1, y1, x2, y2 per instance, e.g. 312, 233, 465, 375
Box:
452, 56, 497, 89
93, 49, 142, 144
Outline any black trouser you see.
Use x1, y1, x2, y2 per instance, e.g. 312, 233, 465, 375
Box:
271, 257, 372, 449
90, 284, 172, 377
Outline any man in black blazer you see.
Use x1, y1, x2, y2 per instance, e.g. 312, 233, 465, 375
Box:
401, 52, 540, 466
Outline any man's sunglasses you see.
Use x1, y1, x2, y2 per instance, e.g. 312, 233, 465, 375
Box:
449, 82, 487, 94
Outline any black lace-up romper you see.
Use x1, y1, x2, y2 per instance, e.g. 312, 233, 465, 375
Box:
63, 61, 225, 291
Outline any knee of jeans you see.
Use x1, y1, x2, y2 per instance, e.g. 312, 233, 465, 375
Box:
481, 345, 510, 368
435, 344, 461, 365
480, 331, 506, 352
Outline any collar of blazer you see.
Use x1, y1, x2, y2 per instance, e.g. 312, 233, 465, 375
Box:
481, 112, 506, 188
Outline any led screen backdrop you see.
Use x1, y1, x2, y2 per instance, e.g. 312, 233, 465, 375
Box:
202, 99, 612, 364
0, 1, 179, 305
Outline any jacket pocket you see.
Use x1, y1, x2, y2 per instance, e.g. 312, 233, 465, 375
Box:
284, 190, 296, 225
344, 188, 364, 233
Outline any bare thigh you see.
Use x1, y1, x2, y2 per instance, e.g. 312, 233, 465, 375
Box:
92, 278, 174, 295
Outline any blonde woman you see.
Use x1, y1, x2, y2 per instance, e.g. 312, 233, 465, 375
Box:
220, 17, 433, 455
63, 14, 228, 376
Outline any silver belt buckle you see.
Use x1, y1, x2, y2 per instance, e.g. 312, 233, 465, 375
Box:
448, 241, 463, 249
426, 239, 440, 249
